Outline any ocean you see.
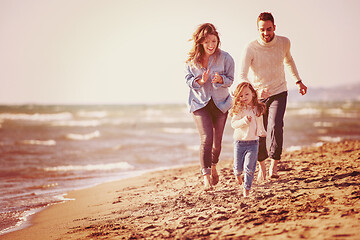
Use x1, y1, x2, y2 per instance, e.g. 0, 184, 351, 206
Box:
1, 101, 360, 235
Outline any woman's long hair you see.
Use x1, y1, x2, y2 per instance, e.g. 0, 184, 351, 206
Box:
186, 23, 221, 68
230, 82, 266, 117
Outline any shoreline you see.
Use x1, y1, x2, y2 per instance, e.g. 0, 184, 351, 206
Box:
0, 164, 197, 236
2, 140, 360, 239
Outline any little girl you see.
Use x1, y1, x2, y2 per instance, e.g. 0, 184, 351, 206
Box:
230, 82, 266, 197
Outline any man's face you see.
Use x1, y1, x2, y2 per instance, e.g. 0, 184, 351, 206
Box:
258, 20, 276, 43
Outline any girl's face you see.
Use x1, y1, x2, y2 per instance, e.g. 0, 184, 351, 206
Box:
239, 86, 254, 106
202, 34, 218, 57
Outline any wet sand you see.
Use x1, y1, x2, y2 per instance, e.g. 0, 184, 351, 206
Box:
3, 140, 360, 239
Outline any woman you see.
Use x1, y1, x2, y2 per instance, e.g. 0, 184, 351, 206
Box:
185, 23, 234, 190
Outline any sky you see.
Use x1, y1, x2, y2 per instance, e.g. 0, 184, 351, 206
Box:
0, 0, 359, 105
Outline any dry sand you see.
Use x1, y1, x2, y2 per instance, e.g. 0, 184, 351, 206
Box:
2, 140, 360, 240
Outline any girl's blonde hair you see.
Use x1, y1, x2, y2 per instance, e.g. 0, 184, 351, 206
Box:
230, 82, 266, 117
186, 23, 221, 68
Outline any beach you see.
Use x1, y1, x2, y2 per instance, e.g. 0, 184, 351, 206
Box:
2, 139, 359, 239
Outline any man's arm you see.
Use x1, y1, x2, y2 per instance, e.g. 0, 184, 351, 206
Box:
284, 38, 307, 95
239, 44, 253, 83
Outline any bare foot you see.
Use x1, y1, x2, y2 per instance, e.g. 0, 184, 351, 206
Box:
236, 175, 243, 185
258, 161, 267, 182
269, 159, 279, 178
203, 174, 212, 190
211, 165, 219, 185
243, 188, 250, 197
257, 170, 264, 182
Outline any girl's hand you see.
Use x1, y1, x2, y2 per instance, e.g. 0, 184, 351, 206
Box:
212, 72, 223, 84
246, 115, 252, 122
258, 130, 267, 137
198, 69, 210, 85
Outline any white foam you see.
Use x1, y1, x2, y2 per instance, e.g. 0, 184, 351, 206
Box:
77, 111, 107, 118
286, 145, 302, 152
313, 142, 324, 147
19, 139, 56, 146
325, 108, 344, 116
313, 122, 334, 127
186, 145, 199, 151
0, 207, 44, 235
291, 108, 321, 116
65, 131, 100, 141
0, 112, 73, 122
52, 119, 102, 127
318, 136, 342, 143
162, 128, 197, 134
44, 162, 134, 172
142, 117, 192, 124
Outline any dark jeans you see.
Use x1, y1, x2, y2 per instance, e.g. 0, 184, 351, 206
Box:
193, 99, 228, 175
258, 91, 288, 161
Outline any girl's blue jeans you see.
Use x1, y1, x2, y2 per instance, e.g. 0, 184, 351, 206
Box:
233, 139, 259, 190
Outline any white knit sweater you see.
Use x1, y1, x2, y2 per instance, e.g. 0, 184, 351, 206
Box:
239, 35, 302, 96
231, 107, 267, 141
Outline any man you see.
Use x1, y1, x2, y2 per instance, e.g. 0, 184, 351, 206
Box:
239, 12, 307, 180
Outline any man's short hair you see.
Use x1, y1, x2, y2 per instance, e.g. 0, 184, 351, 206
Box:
257, 12, 275, 25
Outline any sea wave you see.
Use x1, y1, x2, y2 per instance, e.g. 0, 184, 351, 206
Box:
43, 162, 134, 172
19, 140, 56, 146
142, 117, 192, 124
52, 119, 102, 127
162, 128, 197, 134
288, 108, 322, 116
318, 136, 342, 143
0, 112, 73, 122
65, 131, 100, 141
186, 145, 199, 151
77, 111, 107, 118
286, 145, 302, 152
313, 122, 334, 127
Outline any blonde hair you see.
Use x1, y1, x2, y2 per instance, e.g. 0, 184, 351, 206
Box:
186, 23, 221, 68
230, 82, 266, 117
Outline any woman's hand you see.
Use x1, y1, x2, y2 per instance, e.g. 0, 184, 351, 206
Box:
212, 72, 223, 84
197, 69, 210, 85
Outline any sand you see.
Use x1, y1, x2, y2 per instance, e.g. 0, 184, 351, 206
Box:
2, 140, 360, 240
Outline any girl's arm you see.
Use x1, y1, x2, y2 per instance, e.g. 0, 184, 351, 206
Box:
231, 115, 250, 129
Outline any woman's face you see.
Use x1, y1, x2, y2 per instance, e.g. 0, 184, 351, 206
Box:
202, 34, 218, 56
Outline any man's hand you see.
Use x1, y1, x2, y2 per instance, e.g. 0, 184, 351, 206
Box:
297, 81, 307, 95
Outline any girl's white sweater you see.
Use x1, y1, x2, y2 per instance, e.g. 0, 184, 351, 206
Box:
231, 107, 266, 141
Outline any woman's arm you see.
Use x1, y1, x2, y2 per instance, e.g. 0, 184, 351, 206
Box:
213, 53, 235, 89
